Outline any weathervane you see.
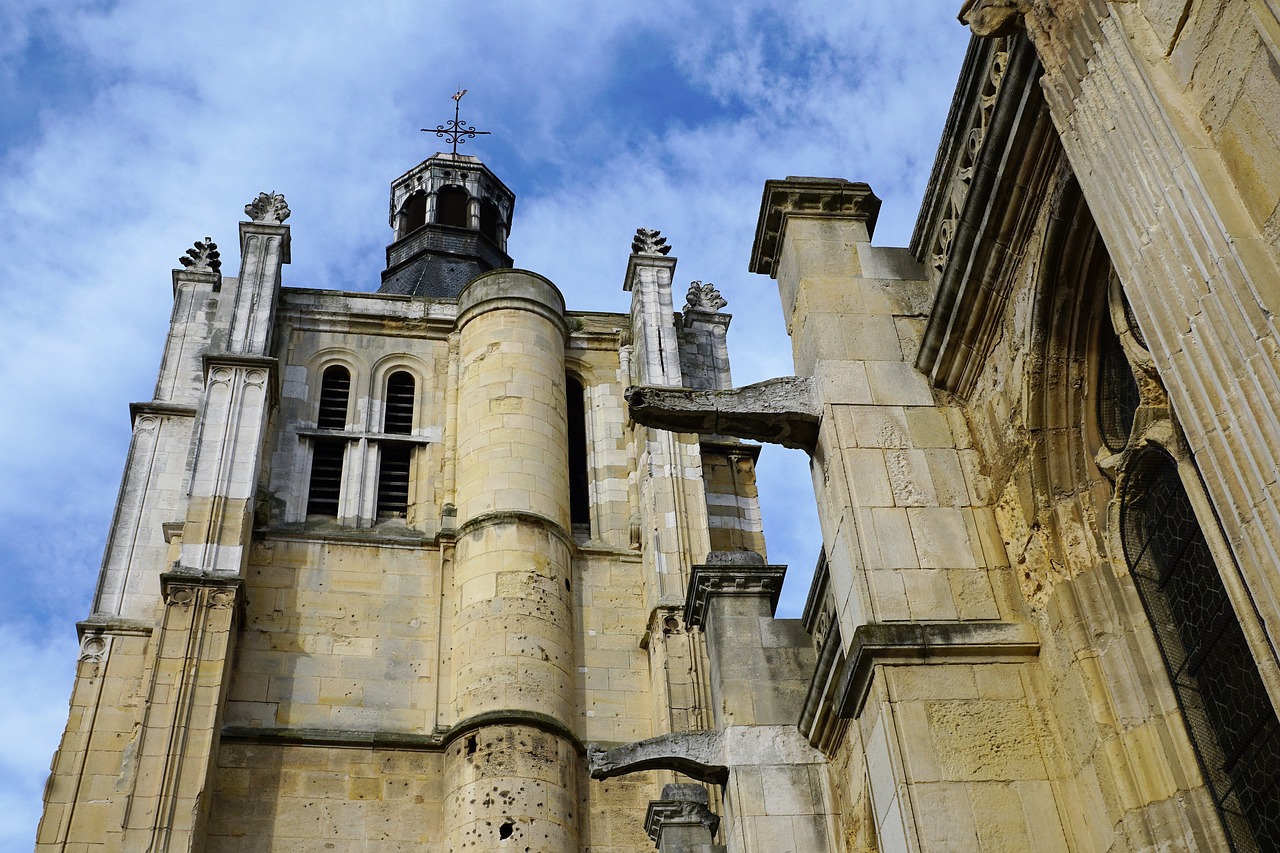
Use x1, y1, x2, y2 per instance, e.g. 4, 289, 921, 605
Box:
424, 89, 490, 156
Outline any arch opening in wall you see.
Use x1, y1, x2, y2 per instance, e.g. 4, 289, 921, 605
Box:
435, 185, 468, 228
316, 365, 351, 429
1121, 450, 1280, 851
377, 370, 416, 520
399, 191, 427, 237
479, 199, 502, 245
565, 374, 590, 532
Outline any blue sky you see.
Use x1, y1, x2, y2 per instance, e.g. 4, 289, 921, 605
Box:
0, 2, 970, 847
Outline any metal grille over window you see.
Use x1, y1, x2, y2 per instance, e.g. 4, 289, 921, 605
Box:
1122, 452, 1280, 851
307, 439, 345, 517
377, 444, 411, 518
566, 374, 589, 530
1097, 318, 1140, 453
317, 366, 351, 429
384, 371, 415, 435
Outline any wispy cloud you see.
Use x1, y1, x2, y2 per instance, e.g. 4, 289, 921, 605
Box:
0, 2, 969, 846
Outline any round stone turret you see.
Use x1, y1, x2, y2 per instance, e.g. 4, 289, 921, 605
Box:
444, 269, 579, 851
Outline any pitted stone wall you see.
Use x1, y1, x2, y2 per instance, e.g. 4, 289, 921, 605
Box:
206, 744, 446, 851
224, 538, 444, 733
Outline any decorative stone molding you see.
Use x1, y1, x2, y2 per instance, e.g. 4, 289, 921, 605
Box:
682, 281, 727, 314
631, 227, 672, 256
625, 376, 820, 451
683, 552, 787, 628
837, 621, 1040, 718
645, 783, 721, 848
959, 0, 1028, 38
159, 570, 244, 610
244, 191, 291, 224
748, 177, 880, 278
179, 237, 221, 274
587, 730, 729, 784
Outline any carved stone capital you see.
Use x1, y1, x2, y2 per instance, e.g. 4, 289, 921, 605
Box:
749, 177, 880, 278
244, 191, 291, 224
631, 227, 672, 256
682, 281, 727, 314
959, 0, 1028, 38
645, 783, 721, 847
684, 553, 787, 628
160, 570, 244, 611
178, 237, 221, 274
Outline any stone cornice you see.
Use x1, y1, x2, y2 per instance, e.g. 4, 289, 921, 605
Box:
748, 177, 880, 278
683, 557, 787, 628
837, 621, 1040, 718
130, 401, 198, 427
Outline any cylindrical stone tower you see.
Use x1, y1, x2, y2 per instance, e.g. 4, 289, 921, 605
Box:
445, 270, 579, 851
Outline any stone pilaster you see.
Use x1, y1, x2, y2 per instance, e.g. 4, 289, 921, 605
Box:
444, 269, 580, 852
625, 235, 714, 610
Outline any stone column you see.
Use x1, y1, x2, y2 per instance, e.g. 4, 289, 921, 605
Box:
444, 269, 580, 851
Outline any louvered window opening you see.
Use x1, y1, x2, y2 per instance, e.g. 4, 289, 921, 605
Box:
566, 374, 590, 529
307, 439, 345, 517
1097, 318, 1140, 453
384, 371, 415, 435
377, 444, 411, 518
1122, 452, 1280, 852
317, 366, 351, 429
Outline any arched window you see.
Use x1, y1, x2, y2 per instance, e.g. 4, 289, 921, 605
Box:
377, 371, 416, 519
316, 365, 350, 429
1122, 451, 1280, 850
384, 371, 415, 435
399, 191, 427, 236
479, 199, 502, 245
1096, 305, 1140, 453
565, 374, 589, 530
435, 186, 468, 228
308, 365, 351, 517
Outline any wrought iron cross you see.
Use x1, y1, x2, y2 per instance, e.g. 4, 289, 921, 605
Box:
424, 89, 490, 156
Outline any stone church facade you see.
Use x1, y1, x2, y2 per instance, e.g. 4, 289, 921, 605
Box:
37, 2, 1280, 852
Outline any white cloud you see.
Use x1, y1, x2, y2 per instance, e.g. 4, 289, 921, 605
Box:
0, 1, 969, 845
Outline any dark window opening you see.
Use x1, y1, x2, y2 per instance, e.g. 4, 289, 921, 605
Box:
436, 185, 468, 228
307, 438, 345, 517
479, 199, 502, 244
384, 371, 415, 434
377, 444, 412, 519
566, 375, 589, 529
1122, 451, 1280, 851
317, 366, 350, 430
399, 191, 427, 236
1097, 315, 1140, 453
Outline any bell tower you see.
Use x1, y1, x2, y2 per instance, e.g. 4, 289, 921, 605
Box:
379, 152, 516, 297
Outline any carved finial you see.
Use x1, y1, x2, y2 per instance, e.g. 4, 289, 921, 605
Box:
682, 281, 727, 314
244, 192, 291, 224
179, 237, 221, 273
632, 228, 671, 256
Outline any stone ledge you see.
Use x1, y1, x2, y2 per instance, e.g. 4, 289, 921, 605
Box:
838, 621, 1040, 718
456, 509, 573, 549
220, 726, 447, 752
443, 709, 585, 754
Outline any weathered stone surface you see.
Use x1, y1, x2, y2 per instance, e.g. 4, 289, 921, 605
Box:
625, 376, 819, 451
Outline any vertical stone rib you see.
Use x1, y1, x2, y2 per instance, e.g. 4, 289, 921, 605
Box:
446, 269, 579, 852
